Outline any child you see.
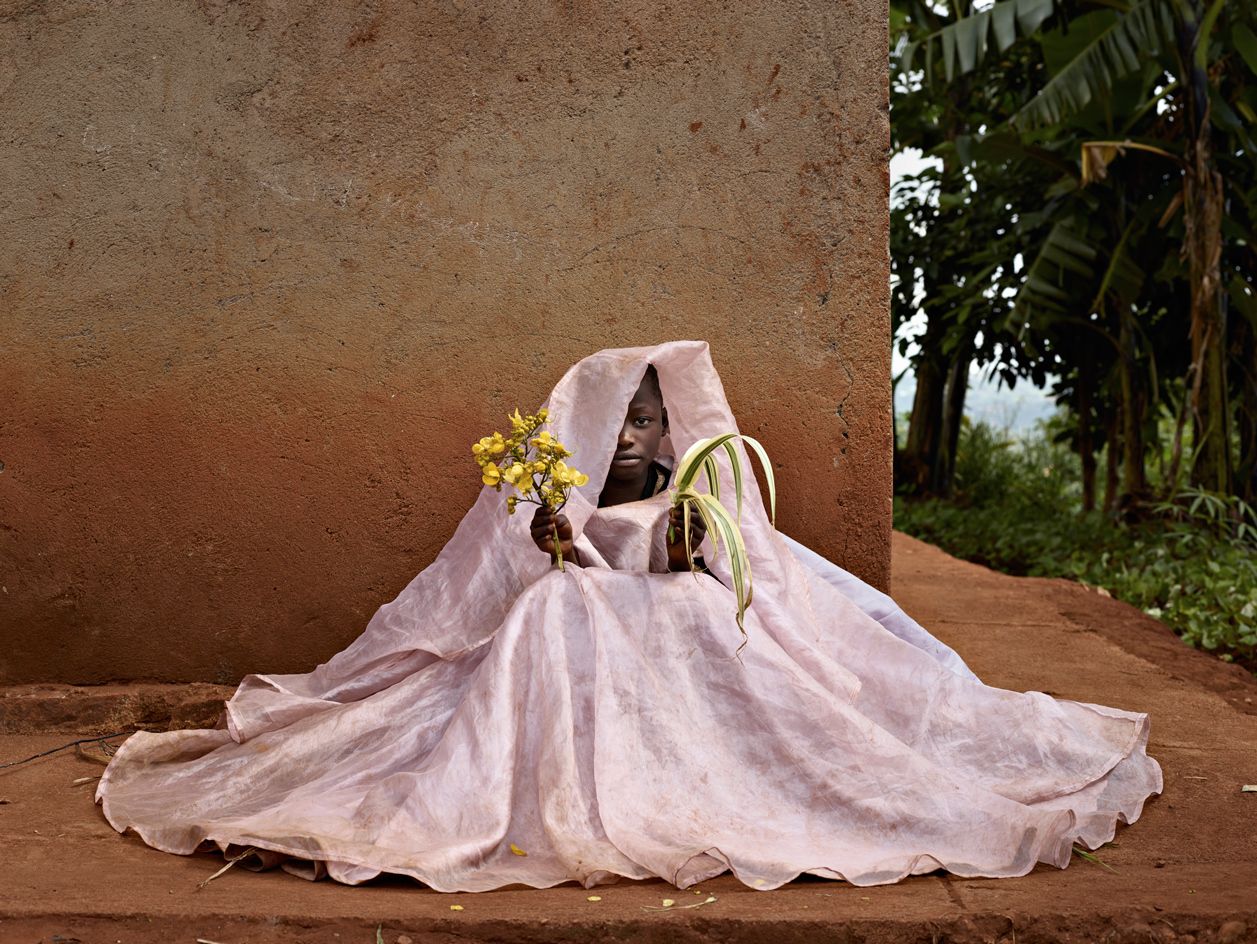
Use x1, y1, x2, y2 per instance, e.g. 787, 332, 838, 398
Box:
530, 365, 707, 571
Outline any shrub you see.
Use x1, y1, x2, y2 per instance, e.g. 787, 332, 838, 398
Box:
895, 419, 1257, 667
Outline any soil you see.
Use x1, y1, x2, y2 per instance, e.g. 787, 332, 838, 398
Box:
1, 532, 1255, 944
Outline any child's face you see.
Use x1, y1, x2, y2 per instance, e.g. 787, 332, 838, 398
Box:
607, 376, 666, 483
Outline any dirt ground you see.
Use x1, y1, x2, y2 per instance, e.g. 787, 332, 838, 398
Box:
2, 532, 1255, 944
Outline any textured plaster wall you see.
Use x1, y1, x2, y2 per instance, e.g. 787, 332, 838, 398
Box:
0, 0, 890, 684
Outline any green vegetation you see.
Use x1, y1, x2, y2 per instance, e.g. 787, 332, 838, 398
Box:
890, 0, 1257, 508
888, 1, 1257, 667
895, 417, 1257, 666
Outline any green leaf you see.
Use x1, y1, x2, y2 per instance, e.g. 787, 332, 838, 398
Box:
1015, 0, 1053, 35
675, 433, 777, 525
1209, 85, 1243, 129
1089, 221, 1146, 313
672, 433, 778, 651
900, 39, 920, 77
1014, 0, 1171, 130
1234, 23, 1257, 77
954, 134, 974, 167
942, 21, 958, 81
739, 436, 778, 524
927, 0, 1053, 81
676, 490, 749, 619
1194, 0, 1227, 70
1014, 223, 1099, 319
955, 10, 988, 75
992, 0, 1018, 51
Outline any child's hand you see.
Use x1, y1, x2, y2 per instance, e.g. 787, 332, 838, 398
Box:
531, 506, 574, 564
666, 504, 707, 571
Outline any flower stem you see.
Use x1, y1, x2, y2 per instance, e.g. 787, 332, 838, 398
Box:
552, 520, 565, 572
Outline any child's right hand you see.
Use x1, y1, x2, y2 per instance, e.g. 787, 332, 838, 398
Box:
530, 506, 575, 563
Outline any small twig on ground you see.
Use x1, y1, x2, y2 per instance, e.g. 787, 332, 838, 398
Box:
70, 776, 100, 786
642, 896, 718, 912
0, 733, 133, 772
196, 847, 259, 891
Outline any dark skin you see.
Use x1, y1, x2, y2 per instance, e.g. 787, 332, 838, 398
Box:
531, 373, 707, 569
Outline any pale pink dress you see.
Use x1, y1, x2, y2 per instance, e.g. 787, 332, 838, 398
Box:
97, 341, 1162, 890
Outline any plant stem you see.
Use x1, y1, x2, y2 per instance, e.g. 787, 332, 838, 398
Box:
552, 520, 565, 572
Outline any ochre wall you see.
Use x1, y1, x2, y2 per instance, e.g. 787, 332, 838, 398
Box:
0, 0, 890, 684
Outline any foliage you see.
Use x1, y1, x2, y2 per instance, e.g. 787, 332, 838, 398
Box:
671, 433, 776, 649
891, 0, 1257, 507
895, 419, 1257, 664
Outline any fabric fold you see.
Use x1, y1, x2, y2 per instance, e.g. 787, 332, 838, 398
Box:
97, 340, 1162, 891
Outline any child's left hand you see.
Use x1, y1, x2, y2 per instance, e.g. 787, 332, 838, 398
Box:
666, 504, 708, 571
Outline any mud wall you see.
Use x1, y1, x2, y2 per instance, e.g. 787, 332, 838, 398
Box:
0, 0, 890, 684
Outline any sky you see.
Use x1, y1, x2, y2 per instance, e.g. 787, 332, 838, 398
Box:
889, 149, 1058, 437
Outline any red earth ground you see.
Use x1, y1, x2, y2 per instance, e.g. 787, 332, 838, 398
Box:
2, 532, 1255, 944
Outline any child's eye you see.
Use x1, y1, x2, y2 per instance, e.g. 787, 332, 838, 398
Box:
633, 416, 653, 427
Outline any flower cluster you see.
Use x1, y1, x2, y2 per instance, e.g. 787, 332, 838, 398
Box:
472, 408, 590, 513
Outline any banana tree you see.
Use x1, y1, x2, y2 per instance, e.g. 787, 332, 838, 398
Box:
899, 0, 1256, 498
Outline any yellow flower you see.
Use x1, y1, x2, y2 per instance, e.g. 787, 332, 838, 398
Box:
475, 409, 584, 512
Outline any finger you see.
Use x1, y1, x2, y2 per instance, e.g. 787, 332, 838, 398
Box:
554, 513, 573, 538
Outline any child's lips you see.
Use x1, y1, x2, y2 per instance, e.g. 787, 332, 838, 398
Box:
612, 455, 642, 467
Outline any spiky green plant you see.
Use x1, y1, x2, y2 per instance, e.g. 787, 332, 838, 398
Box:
670, 433, 776, 651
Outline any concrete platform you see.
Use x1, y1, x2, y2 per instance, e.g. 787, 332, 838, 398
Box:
2, 533, 1256, 944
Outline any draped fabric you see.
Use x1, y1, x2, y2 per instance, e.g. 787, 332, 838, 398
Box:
97, 341, 1161, 890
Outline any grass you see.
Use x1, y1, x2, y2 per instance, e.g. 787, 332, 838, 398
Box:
895, 416, 1257, 669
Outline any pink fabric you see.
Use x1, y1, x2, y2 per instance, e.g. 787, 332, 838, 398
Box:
96, 341, 1162, 890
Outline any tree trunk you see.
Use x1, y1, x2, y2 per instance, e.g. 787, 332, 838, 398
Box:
1179, 15, 1232, 494
1104, 406, 1121, 515
934, 336, 974, 497
1235, 305, 1257, 505
899, 319, 948, 496
1077, 352, 1097, 513
1117, 304, 1147, 508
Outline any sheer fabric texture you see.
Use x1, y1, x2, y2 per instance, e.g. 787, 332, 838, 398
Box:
97, 341, 1162, 890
